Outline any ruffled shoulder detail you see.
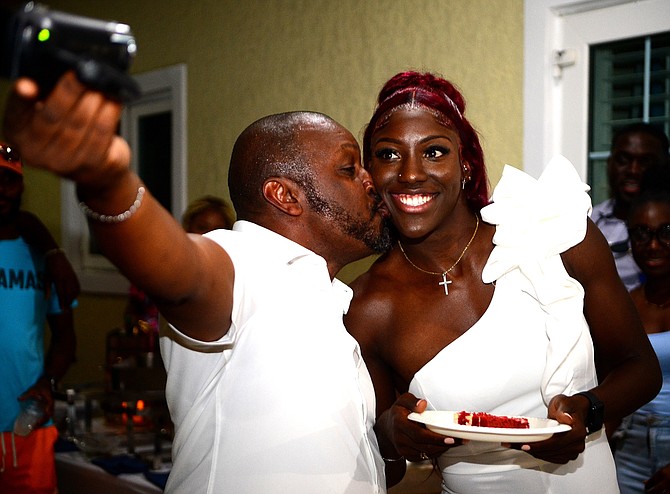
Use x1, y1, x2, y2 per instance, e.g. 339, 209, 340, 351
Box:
480, 155, 596, 402
481, 155, 592, 286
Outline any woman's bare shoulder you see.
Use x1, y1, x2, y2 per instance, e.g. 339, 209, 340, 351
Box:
346, 254, 401, 341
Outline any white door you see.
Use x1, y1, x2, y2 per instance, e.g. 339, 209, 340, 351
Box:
559, 0, 670, 179
523, 0, 670, 179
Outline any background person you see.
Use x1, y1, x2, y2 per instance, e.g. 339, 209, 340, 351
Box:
181, 194, 235, 234
3, 72, 392, 493
612, 166, 670, 494
17, 209, 80, 310
591, 123, 670, 290
345, 71, 661, 492
0, 145, 77, 494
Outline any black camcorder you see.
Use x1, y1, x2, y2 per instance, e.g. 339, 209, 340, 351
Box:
0, 2, 141, 102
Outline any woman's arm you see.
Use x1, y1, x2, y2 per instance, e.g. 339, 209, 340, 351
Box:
500, 217, 661, 465
565, 218, 661, 421
346, 276, 453, 487
345, 282, 408, 487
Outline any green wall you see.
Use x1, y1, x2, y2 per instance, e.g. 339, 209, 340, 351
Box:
1, 0, 524, 386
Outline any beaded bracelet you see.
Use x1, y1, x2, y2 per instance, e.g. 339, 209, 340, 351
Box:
79, 186, 145, 223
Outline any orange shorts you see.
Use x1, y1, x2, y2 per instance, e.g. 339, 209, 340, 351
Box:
0, 426, 58, 494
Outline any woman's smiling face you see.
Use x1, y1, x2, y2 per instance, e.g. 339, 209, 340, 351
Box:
368, 106, 466, 238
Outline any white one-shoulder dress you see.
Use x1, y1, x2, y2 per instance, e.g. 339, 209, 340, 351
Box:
409, 156, 619, 494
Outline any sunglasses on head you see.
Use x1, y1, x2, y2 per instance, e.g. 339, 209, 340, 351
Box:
0, 144, 20, 163
628, 224, 670, 248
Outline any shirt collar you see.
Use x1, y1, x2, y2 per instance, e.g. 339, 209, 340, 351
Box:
597, 198, 616, 218
231, 220, 318, 264
229, 220, 353, 309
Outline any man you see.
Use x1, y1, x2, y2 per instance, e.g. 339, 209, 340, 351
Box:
592, 123, 670, 290
0, 144, 77, 494
3, 72, 392, 493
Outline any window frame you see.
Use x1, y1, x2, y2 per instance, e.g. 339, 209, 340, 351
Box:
523, 0, 670, 180
587, 34, 670, 205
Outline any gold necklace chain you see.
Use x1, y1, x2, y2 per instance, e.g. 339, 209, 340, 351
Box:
397, 215, 480, 295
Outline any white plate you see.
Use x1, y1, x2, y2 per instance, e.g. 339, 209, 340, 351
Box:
408, 411, 572, 443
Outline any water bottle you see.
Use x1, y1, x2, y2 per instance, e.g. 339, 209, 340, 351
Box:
13, 398, 47, 436
65, 388, 77, 439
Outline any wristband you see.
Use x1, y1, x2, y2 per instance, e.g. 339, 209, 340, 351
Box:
575, 390, 605, 435
79, 186, 145, 223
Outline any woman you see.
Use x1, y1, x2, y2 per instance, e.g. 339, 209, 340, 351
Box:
345, 71, 661, 492
614, 167, 670, 494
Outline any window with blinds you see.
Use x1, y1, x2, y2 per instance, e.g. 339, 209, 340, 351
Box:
588, 32, 670, 205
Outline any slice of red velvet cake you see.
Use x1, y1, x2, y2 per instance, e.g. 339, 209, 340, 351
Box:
456, 411, 530, 429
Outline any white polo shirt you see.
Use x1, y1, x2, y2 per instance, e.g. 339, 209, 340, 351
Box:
160, 221, 385, 494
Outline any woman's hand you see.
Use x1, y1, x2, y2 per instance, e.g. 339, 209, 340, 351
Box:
377, 392, 461, 463
503, 394, 590, 464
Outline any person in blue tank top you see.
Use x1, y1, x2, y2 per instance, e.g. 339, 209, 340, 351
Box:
0, 144, 78, 494
613, 165, 670, 494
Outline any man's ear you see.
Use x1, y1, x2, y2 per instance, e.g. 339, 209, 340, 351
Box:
263, 178, 303, 216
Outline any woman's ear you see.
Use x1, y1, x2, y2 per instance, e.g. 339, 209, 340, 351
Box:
263, 178, 303, 216
462, 161, 471, 182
